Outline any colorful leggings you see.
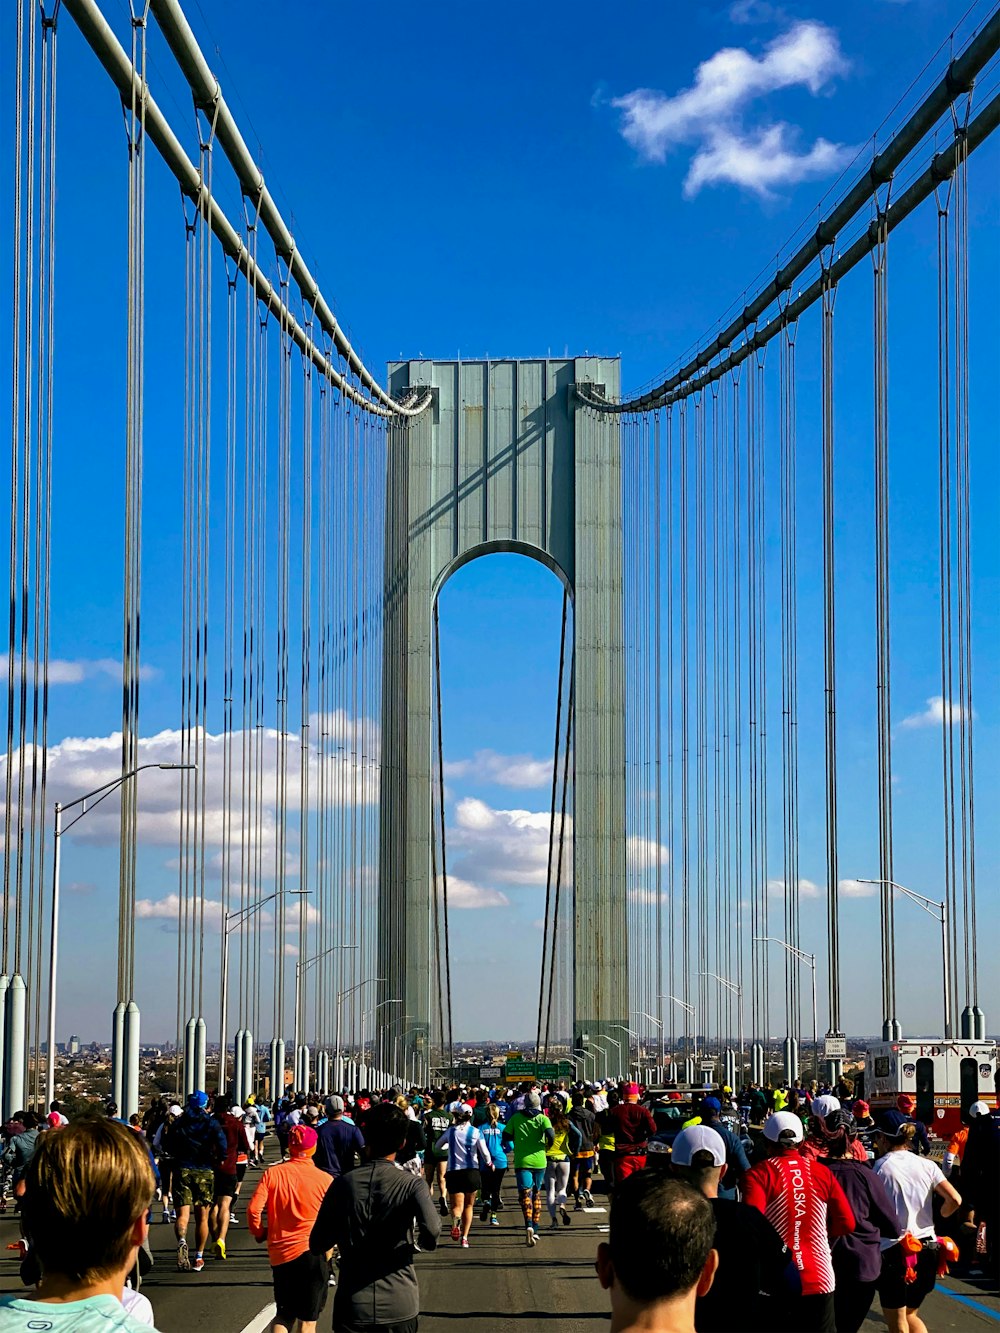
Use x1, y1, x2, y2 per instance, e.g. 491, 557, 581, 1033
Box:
515, 1166, 545, 1226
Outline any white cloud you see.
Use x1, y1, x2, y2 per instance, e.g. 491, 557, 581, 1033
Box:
628, 887, 669, 905
900, 695, 971, 730
767, 876, 822, 900
448, 797, 559, 888
626, 835, 670, 869
612, 21, 854, 197
1, 715, 379, 850
444, 749, 552, 789
729, 0, 786, 23
436, 875, 510, 910
0, 654, 159, 685
839, 878, 878, 898
135, 892, 321, 932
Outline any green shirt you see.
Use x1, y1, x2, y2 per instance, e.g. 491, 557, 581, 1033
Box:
0, 1293, 159, 1332
503, 1111, 553, 1169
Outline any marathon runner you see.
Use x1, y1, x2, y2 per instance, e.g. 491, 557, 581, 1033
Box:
502, 1091, 554, 1247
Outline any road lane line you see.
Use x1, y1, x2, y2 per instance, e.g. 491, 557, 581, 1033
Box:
238, 1301, 276, 1333
940, 1287, 1000, 1323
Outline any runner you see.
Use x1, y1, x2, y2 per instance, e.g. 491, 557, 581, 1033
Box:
247, 1125, 333, 1333
568, 1089, 597, 1209
422, 1091, 451, 1217
743, 1110, 855, 1332
597, 1090, 618, 1189
478, 1102, 508, 1226
670, 1124, 800, 1333
310, 1103, 440, 1333
1, 1118, 159, 1332
209, 1096, 251, 1260
606, 1083, 657, 1185
502, 1091, 554, 1247
873, 1120, 962, 1333
316, 1096, 365, 1179
595, 1172, 717, 1333
544, 1099, 582, 1228
822, 1110, 901, 1333
435, 1104, 490, 1248
151, 1104, 182, 1223
696, 1096, 751, 1197
163, 1091, 227, 1274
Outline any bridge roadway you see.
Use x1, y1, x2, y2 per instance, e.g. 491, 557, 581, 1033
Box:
0, 1176, 997, 1331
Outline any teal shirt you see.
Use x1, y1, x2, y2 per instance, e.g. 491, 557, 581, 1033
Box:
0, 1294, 159, 1331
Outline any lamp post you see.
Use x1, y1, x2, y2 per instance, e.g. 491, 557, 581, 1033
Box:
363, 998, 402, 1071
591, 1037, 618, 1080
293, 942, 358, 1087
856, 878, 951, 1039
221, 887, 310, 1093
754, 937, 817, 1081
699, 971, 744, 1080
48, 762, 195, 1110
611, 1024, 639, 1077
393, 1021, 418, 1081
334, 978, 385, 1087
573, 1048, 597, 1079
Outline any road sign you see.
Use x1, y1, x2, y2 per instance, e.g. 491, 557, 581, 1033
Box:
537, 1063, 560, 1081
505, 1059, 536, 1078
700, 1062, 715, 1075
824, 1035, 848, 1059
479, 1066, 502, 1081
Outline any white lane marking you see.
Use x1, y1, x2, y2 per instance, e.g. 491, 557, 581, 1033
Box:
238, 1302, 276, 1333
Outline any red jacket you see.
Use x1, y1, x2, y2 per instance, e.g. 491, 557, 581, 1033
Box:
607, 1102, 657, 1153
744, 1151, 855, 1296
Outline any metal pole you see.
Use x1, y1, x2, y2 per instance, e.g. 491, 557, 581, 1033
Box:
811, 956, 818, 1083
219, 921, 231, 1093
941, 901, 951, 1039
45, 804, 62, 1109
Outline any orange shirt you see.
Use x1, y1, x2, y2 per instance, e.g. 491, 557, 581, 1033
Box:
247, 1156, 332, 1266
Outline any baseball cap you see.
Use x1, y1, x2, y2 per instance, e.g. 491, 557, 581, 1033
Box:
187, 1090, 209, 1112
763, 1111, 805, 1145
288, 1124, 318, 1156
230, 1105, 244, 1118
526, 1092, 541, 1110
853, 1100, 870, 1117
671, 1125, 727, 1167
624, 1082, 640, 1099
46, 1112, 63, 1129
896, 1094, 916, 1112
168, 1103, 183, 1117
969, 1101, 990, 1118
701, 1096, 722, 1115
811, 1094, 840, 1118
327, 1095, 345, 1113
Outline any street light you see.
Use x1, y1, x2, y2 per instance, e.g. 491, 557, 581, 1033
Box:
611, 1024, 639, 1076
573, 1048, 597, 1078
699, 972, 745, 1074
293, 942, 358, 1079
48, 762, 195, 1109
754, 937, 817, 1080
591, 1037, 616, 1079
661, 994, 697, 1062
363, 998, 402, 1069
221, 887, 310, 1091
393, 1020, 418, 1081
856, 878, 951, 1039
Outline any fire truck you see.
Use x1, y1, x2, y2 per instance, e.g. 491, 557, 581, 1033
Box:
861, 1039, 997, 1140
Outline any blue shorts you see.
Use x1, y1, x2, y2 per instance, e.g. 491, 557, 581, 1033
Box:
515, 1167, 546, 1191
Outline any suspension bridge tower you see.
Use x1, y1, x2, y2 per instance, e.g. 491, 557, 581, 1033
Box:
378, 357, 629, 1076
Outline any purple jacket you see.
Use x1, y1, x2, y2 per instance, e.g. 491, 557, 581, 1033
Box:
826, 1158, 901, 1283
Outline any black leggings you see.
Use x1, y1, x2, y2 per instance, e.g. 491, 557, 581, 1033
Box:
480, 1165, 506, 1209
833, 1277, 878, 1333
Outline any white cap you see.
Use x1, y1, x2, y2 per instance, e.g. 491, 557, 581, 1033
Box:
811, 1095, 840, 1118
969, 1101, 991, 1118
764, 1111, 805, 1145
671, 1124, 727, 1167
168, 1104, 183, 1117
230, 1105, 244, 1118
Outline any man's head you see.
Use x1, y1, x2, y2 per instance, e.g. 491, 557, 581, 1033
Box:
623, 1082, 641, 1103
896, 1093, 916, 1115
186, 1090, 209, 1114
526, 1091, 542, 1111
596, 1173, 716, 1328
763, 1111, 804, 1153
363, 1103, 408, 1159
700, 1096, 721, 1120
21, 1118, 154, 1287
288, 1125, 318, 1159
326, 1094, 345, 1118
670, 1125, 727, 1197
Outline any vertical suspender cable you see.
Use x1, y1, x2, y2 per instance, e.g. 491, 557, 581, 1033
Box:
432, 603, 454, 1075
536, 590, 569, 1064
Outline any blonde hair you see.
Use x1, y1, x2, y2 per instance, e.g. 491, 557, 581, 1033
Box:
488, 1102, 501, 1125
22, 1117, 155, 1283
395, 1095, 410, 1113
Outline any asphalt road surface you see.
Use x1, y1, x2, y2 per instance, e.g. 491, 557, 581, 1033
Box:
0, 1174, 997, 1332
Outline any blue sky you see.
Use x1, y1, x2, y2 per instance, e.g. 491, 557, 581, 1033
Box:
1, 0, 997, 1049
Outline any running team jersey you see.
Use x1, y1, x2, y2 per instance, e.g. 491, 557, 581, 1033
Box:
743, 1152, 855, 1296
424, 1109, 451, 1160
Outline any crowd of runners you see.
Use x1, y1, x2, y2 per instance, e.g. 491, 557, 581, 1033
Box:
0, 1071, 996, 1332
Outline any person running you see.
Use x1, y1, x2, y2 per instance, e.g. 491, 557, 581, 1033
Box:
744, 1110, 855, 1332
544, 1100, 582, 1229
247, 1125, 333, 1333
210, 1096, 251, 1260
151, 1104, 182, 1223
435, 1104, 490, 1248
961, 1098, 1000, 1285
502, 1091, 554, 1247
422, 1092, 451, 1217
568, 1090, 598, 1209
316, 1096, 365, 1179
310, 1103, 440, 1333
606, 1083, 657, 1185
823, 1110, 902, 1333
2, 1112, 40, 1193
597, 1090, 618, 1189
670, 1125, 800, 1333
163, 1090, 227, 1274
873, 1120, 962, 1333
1, 1117, 160, 1332
878, 1095, 931, 1156
697, 1096, 751, 1198
478, 1102, 508, 1227
595, 1172, 718, 1333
